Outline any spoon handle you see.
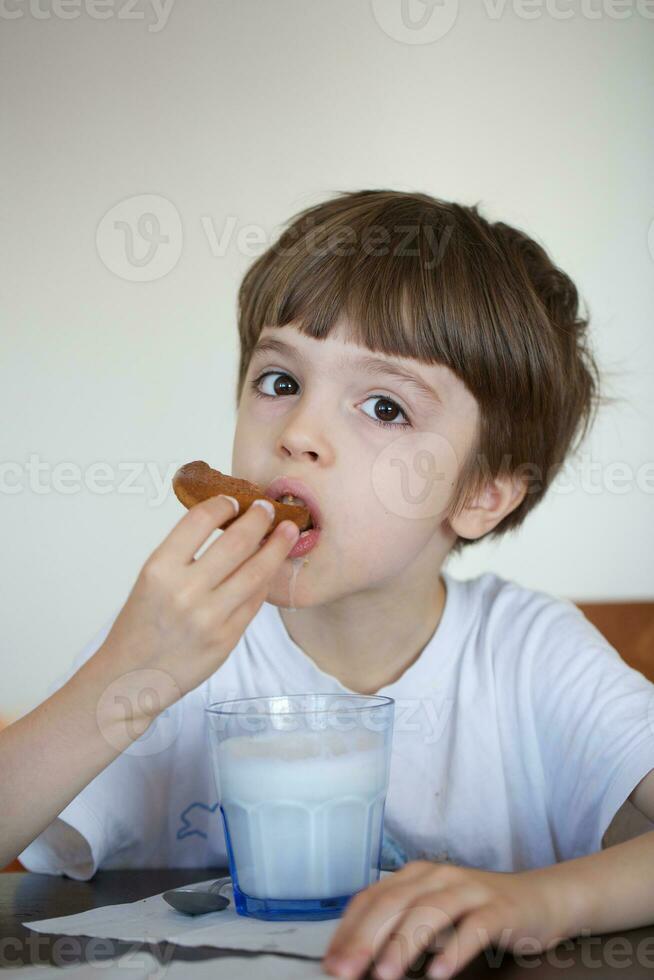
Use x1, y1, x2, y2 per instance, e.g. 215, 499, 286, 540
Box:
208, 875, 232, 895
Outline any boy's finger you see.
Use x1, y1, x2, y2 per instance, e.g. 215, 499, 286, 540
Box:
207, 520, 300, 614
190, 501, 295, 587
154, 495, 244, 565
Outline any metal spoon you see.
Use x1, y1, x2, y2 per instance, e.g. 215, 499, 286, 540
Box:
163, 875, 232, 915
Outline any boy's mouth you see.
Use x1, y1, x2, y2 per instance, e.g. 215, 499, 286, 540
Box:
275, 494, 315, 530
262, 494, 322, 556
263, 477, 323, 531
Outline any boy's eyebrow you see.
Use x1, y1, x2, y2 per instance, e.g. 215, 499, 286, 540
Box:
251, 337, 443, 407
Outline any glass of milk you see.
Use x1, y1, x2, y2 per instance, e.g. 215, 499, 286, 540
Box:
206, 693, 395, 921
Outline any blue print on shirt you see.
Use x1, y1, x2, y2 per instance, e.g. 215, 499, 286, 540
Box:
176, 801, 220, 841
380, 829, 409, 870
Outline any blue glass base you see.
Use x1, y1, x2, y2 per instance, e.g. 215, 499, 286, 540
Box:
232, 882, 352, 920
219, 804, 378, 920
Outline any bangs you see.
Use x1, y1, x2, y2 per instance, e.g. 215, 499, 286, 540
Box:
237, 192, 497, 393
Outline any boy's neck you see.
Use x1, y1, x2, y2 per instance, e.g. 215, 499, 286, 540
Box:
278, 573, 447, 695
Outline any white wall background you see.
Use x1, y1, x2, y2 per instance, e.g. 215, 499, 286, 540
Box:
2, 0, 653, 718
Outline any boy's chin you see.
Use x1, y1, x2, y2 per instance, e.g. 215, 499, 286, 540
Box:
265, 588, 310, 611
264, 572, 314, 611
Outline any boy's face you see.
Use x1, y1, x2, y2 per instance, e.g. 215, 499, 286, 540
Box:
232, 317, 480, 609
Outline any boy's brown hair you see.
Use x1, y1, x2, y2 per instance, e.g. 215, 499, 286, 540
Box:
235, 189, 603, 554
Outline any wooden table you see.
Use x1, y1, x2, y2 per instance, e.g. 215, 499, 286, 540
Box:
2, 869, 654, 977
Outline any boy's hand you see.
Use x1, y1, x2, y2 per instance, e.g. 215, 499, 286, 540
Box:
90, 495, 299, 735
322, 860, 574, 980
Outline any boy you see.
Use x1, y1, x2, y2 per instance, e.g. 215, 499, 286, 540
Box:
10, 189, 654, 980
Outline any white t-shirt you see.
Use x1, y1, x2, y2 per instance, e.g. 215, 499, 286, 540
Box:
20, 569, 654, 880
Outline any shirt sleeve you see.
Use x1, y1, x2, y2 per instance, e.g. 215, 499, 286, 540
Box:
17, 800, 104, 880
525, 595, 654, 862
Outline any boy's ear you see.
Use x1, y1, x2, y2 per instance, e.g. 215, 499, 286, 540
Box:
448, 472, 528, 543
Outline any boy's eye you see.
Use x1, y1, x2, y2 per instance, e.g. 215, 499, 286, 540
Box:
360, 395, 410, 429
249, 371, 412, 431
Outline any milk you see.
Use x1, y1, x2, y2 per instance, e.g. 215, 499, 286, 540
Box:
213, 727, 389, 900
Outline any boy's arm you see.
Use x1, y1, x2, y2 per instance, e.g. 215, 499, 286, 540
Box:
5, 495, 297, 871
527, 800, 654, 938
0, 650, 156, 869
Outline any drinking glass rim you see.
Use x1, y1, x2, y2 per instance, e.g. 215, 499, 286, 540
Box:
205, 693, 394, 716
